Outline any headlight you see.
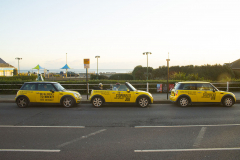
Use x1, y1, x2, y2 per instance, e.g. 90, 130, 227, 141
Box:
74, 93, 78, 98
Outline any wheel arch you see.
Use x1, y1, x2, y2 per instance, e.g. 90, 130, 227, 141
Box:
135, 95, 151, 104
177, 94, 192, 103
60, 95, 76, 104
16, 95, 30, 103
91, 95, 105, 103
221, 94, 236, 104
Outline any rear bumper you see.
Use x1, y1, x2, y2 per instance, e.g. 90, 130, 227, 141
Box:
170, 95, 177, 102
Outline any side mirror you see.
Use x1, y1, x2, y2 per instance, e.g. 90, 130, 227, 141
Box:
50, 89, 55, 93
213, 89, 215, 92
127, 89, 130, 93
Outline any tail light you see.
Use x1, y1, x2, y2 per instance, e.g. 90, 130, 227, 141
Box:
175, 91, 178, 96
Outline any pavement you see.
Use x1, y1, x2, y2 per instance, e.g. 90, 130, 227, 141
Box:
1, 92, 240, 103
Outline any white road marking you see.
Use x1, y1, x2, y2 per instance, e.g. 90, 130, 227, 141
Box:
0, 149, 60, 152
193, 127, 207, 147
0, 125, 85, 128
134, 147, 240, 152
58, 129, 106, 148
135, 124, 240, 128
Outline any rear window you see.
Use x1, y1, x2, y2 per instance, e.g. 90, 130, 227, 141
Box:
175, 83, 197, 90
21, 83, 36, 90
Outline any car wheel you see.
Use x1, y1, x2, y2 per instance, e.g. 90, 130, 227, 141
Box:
62, 97, 75, 108
16, 97, 29, 108
178, 97, 189, 107
92, 97, 103, 108
223, 97, 233, 107
138, 97, 149, 108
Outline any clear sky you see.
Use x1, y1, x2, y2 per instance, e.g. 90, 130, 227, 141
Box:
0, 0, 239, 70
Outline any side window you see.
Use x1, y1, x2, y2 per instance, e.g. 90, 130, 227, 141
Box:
112, 84, 128, 91
38, 84, 56, 91
118, 85, 128, 91
22, 84, 36, 90
181, 84, 196, 90
197, 83, 214, 91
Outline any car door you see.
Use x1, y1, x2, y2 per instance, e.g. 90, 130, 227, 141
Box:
196, 83, 220, 102
110, 84, 135, 103
35, 83, 59, 103
178, 83, 198, 102
20, 83, 37, 102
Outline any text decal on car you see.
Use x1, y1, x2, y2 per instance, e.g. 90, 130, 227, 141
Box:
40, 93, 54, 101
201, 92, 216, 100
114, 94, 131, 101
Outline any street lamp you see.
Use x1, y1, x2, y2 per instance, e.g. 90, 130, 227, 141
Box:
143, 52, 152, 80
166, 52, 170, 100
95, 56, 100, 79
15, 57, 22, 75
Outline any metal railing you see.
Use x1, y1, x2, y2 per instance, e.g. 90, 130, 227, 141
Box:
0, 82, 240, 92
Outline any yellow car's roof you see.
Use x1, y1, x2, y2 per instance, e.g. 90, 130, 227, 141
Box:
178, 81, 210, 84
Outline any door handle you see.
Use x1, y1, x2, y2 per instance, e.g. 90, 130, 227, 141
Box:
36, 92, 39, 94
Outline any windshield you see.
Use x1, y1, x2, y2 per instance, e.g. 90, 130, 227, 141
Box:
53, 83, 65, 91
126, 83, 136, 91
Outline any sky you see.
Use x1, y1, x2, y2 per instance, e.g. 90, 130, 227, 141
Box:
0, 0, 239, 70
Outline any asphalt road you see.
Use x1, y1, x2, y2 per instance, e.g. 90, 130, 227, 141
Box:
1, 103, 240, 160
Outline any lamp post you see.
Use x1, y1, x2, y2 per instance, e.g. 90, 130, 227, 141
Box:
95, 56, 100, 79
166, 52, 170, 100
15, 57, 22, 75
66, 53, 67, 77
143, 52, 152, 80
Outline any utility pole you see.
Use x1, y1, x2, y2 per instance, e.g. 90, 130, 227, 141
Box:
166, 53, 170, 100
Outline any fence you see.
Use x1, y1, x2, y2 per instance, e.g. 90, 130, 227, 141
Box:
1, 82, 240, 94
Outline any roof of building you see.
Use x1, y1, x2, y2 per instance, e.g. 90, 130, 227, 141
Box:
0, 58, 7, 64
0, 58, 16, 68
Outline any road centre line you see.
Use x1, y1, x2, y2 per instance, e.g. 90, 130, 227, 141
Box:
0, 125, 85, 128
0, 149, 60, 152
135, 124, 240, 128
193, 127, 207, 147
58, 129, 106, 148
134, 147, 240, 152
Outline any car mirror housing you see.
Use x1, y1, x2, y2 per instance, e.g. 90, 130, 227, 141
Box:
127, 89, 130, 93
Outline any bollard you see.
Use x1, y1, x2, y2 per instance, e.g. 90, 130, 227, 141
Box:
227, 82, 229, 92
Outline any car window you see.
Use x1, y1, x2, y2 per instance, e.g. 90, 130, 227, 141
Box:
22, 83, 36, 90
112, 84, 128, 91
53, 83, 65, 91
197, 83, 214, 91
38, 84, 56, 91
176, 83, 196, 90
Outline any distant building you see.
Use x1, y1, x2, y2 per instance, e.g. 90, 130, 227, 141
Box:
0, 58, 16, 76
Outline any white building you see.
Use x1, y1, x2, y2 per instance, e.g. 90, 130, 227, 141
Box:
0, 58, 16, 76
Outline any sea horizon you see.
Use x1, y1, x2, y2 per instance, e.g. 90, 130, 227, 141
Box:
20, 69, 133, 74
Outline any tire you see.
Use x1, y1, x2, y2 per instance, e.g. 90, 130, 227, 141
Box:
62, 97, 75, 108
92, 97, 103, 108
16, 97, 29, 108
222, 97, 233, 107
178, 97, 189, 107
137, 97, 149, 108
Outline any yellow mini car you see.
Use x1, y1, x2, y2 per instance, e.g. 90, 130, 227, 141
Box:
170, 81, 236, 107
15, 82, 82, 108
89, 82, 153, 108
